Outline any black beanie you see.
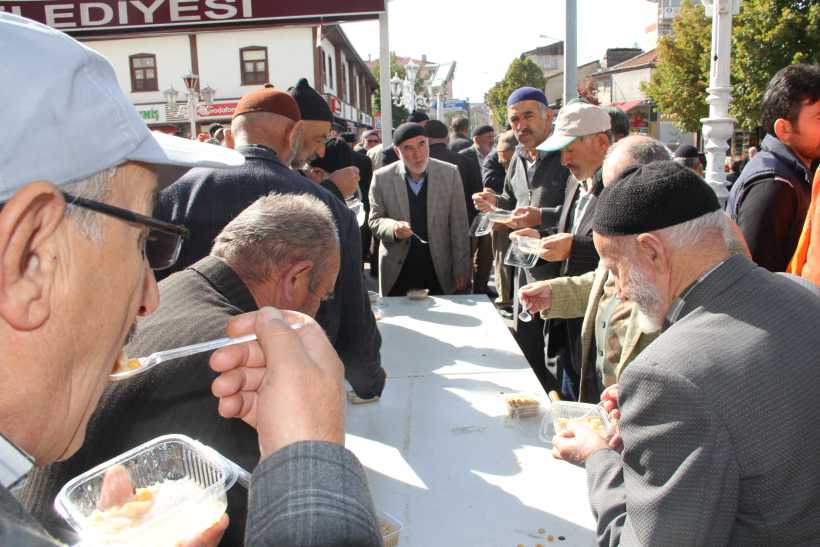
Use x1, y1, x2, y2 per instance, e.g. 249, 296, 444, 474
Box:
309, 138, 352, 173
407, 111, 429, 123
472, 124, 494, 138
424, 120, 449, 139
393, 122, 426, 146
290, 78, 333, 122
592, 160, 720, 236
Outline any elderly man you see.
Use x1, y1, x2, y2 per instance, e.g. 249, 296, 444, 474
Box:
487, 130, 520, 314
360, 129, 381, 152
369, 122, 471, 296
24, 194, 341, 545
461, 124, 496, 170
460, 124, 496, 294
472, 87, 570, 390
673, 144, 704, 176
552, 160, 820, 545
514, 101, 612, 398
154, 84, 385, 401
520, 136, 671, 402
0, 13, 381, 547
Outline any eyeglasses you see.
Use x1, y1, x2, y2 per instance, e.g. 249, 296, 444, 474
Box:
62, 193, 189, 271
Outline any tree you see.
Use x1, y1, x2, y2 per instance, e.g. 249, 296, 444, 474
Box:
644, 0, 820, 132
371, 52, 410, 129
642, 1, 712, 132
485, 57, 546, 127
577, 77, 600, 105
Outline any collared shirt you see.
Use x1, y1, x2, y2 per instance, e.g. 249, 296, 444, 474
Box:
405, 172, 427, 195
570, 178, 595, 235
594, 272, 633, 388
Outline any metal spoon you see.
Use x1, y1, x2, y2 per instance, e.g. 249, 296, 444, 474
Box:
411, 232, 429, 245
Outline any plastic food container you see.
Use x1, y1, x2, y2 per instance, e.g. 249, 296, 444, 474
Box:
515, 236, 542, 254
469, 213, 492, 237
378, 511, 403, 547
504, 392, 543, 419
487, 209, 514, 223
368, 290, 381, 304
406, 288, 430, 300
540, 401, 614, 442
55, 434, 245, 547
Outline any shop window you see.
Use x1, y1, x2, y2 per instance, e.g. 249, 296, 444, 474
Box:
240, 46, 269, 86
129, 54, 158, 92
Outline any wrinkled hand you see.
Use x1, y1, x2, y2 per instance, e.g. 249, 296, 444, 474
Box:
328, 166, 360, 198
552, 422, 611, 467
509, 227, 540, 240
210, 307, 346, 460
455, 276, 468, 291
99, 465, 228, 547
394, 220, 413, 240
472, 189, 497, 213
538, 232, 573, 262
601, 384, 623, 452
507, 206, 541, 229
519, 280, 552, 313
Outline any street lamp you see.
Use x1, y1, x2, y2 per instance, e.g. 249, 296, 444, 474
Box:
391, 60, 436, 115
164, 73, 216, 139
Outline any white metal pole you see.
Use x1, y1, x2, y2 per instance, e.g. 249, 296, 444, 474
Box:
378, 10, 392, 146
189, 94, 197, 140
700, 0, 739, 203
563, 0, 578, 105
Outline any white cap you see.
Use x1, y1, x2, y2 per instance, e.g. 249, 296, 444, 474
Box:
0, 13, 244, 202
537, 101, 611, 152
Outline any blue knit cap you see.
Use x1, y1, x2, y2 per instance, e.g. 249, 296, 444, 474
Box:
507, 87, 549, 107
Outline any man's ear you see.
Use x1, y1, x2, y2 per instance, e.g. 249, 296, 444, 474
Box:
635, 232, 670, 275
773, 118, 793, 145
286, 121, 303, 155
0, 182, 66, 330
283, 260, 314, 307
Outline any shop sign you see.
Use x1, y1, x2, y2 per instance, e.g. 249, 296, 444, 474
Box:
204, 102, 237, 118
0, 1, 385, 35
136, 104, 165, 124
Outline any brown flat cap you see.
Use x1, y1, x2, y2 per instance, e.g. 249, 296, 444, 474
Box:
232, 84, 301, 122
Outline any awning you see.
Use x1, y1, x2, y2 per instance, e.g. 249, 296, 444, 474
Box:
608, 100, 645, 113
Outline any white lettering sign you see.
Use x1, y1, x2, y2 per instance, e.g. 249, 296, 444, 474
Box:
45, 3, 75, 28
80, 3, 114, 26
170, 0, 199, 21
130, 0, 164, 24
204, 0, 237, 20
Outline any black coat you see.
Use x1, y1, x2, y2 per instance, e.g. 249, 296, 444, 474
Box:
448, 134, 472, 154
428, 142, 483, 224
480, 149, 507, 194
154, 145, 385, 398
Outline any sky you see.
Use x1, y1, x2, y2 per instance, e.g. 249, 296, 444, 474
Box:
341, 0, 659, 103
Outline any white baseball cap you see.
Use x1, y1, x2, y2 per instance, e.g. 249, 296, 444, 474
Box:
0, 13, 244, 202
537, 101, 611, 152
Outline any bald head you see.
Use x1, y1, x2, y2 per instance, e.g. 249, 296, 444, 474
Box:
602, 135, 672, 186
231, 111, 300, 160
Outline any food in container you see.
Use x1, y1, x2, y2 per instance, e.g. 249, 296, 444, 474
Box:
504, 392, 542, 418
405, 288, 430, 300
378, 511, 403, 547
541, 401, 614, 442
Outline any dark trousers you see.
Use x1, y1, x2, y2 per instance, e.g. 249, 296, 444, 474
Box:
389, 246, 444, 296
472, 234, 493, 294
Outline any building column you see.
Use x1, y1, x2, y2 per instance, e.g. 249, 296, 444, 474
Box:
700, 0, 740, 203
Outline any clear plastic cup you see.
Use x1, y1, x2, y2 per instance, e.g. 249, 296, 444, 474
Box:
55, 434, 244, 546
469, 213, 492, 237
378, 511, 403, 547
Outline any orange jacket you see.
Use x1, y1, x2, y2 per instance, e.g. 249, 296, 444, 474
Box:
788, 168, 820, 285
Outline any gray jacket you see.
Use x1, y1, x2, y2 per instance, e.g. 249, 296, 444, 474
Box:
585, 255, 820, 546
3, 442, 380, 546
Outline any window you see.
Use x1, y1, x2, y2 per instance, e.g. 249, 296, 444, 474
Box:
129, 54, 158, 92
240, 46, 268, 86
326, 53, 334, 91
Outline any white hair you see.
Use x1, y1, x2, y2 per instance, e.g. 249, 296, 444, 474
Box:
655, 209, 730, 251
62, 167, 117, 240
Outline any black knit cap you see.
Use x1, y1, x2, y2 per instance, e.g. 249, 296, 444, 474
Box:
592, 160, 720, 236
393, 122, 426, 146
309, 138, 352, 173
424, 120, 449, 139
407, 111, 429, 123
289, 78, 333, 122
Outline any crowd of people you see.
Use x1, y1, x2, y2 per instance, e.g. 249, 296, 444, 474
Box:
1, 10, 819, 547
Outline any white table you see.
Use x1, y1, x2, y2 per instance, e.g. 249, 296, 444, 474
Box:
345, 295, 596, 546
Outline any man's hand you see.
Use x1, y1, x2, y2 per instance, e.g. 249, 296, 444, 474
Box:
179, 515, 230, 547
507, 206, 541, 229
472, 189, 497, 213
454, 276, 468, 291
601, 384, 623, 452
539, 232, 573, 262
519, 280, 552, 313
328, 166, 360, 198
510, 227, 540, 240
552, 422, 611, 467
394, 220, 413, 240
210, 307, 346, 460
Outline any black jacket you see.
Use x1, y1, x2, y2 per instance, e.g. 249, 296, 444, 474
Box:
153, 145, 384, 398
726, 134, 815, 272
480, 149, 507, 194
428, 142, 482, 224
448, 134, 472, 154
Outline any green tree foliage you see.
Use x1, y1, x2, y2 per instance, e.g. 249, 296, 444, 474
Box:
485, 57, 546, 127
371, 52, 409, 129
644, 0, 820, 132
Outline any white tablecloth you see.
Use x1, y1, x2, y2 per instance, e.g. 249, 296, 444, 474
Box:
345, 295, 597, 546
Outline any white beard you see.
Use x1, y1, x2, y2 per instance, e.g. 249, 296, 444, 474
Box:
626, 265, 664, 333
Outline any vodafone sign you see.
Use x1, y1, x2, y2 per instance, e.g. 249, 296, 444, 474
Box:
204, 102, 237, 118
0, 1, 385, 34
